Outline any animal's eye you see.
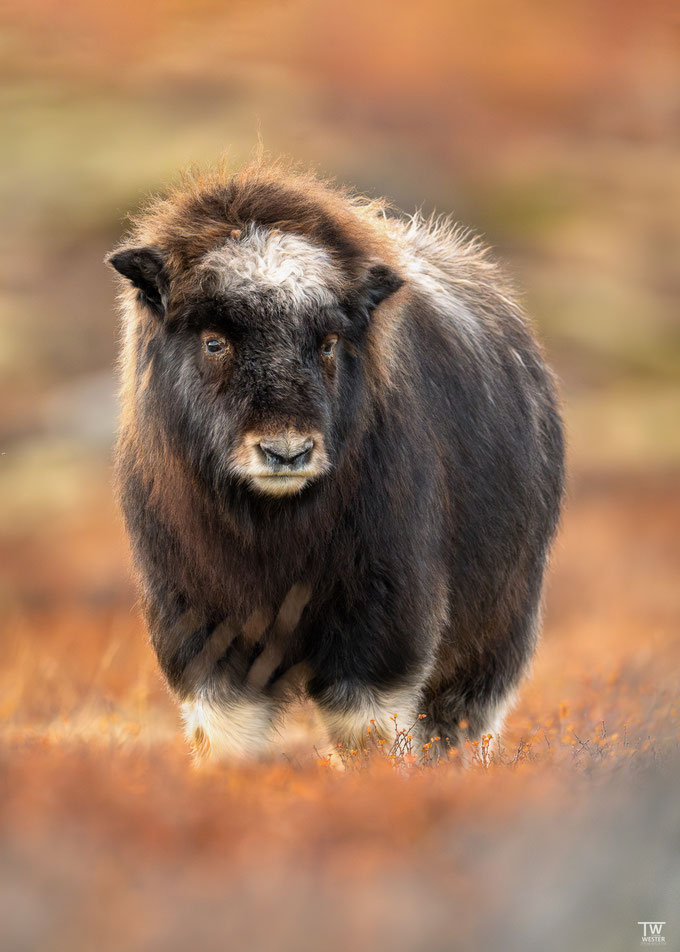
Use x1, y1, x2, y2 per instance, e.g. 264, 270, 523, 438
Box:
321, 335, 338, 359
202, 334, 230, 357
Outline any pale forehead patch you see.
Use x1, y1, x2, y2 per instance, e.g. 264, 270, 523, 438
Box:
200, 225, 344, 310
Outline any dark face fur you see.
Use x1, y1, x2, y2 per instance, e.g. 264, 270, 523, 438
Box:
109, 227, 402, 501
160, 291, 359, 498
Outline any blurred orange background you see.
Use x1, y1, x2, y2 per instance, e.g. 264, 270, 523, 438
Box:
1, 3, 679, 950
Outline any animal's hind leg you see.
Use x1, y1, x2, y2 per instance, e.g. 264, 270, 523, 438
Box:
419, 597, 541, 762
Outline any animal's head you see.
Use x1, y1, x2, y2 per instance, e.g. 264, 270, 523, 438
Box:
109, 217, 403, 499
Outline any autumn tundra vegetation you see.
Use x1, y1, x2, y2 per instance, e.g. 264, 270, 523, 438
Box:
1, 2, 678, 950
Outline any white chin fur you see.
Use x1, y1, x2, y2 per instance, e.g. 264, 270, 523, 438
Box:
250, 474, 311, 496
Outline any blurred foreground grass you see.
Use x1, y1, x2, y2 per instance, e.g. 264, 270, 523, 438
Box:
1, 475, 679, 951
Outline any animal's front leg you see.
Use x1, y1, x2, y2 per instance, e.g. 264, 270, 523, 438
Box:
181, 687, 282, 762
306, 574, 440, 759
313, 680, 425, 755
151, 606, 291, 763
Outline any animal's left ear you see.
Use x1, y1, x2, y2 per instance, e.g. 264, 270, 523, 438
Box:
106, 245, 168, 317
356, 261, 404, 312
345, 261, 404, 333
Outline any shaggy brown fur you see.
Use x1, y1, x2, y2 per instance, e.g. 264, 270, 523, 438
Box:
107, 160, 564, 762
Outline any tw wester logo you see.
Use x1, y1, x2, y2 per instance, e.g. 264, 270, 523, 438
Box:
638, 922, 666, 944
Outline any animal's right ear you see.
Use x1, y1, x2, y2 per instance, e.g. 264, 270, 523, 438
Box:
106, 246, 168, 317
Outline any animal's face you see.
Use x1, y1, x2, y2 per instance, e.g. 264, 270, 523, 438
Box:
167, 291, 351, 497
109, 227, 402, 499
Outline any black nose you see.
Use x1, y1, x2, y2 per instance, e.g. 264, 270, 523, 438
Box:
259, 437, 314, 468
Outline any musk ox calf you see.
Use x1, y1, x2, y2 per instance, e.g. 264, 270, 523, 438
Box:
107, 162, 564, 762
